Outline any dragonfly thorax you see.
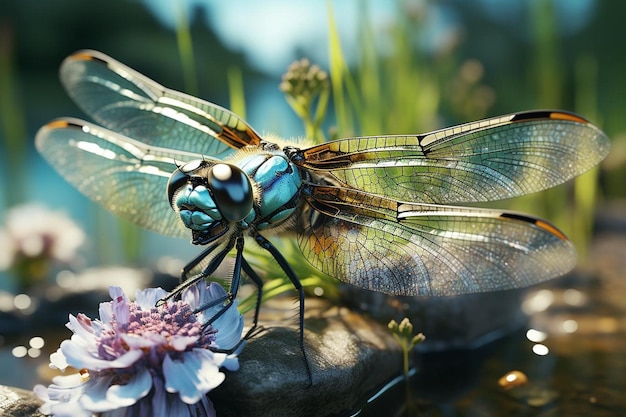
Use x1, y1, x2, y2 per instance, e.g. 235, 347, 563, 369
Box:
167, 150, 304, 244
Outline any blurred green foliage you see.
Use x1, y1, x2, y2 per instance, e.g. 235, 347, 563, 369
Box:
0, 0, 624, 273
323, 0, 616, 264
240, 0, 621, 305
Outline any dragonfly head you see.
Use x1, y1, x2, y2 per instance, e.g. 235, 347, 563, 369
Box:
167, 160, 254, 225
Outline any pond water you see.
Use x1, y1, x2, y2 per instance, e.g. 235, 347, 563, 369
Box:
355, 227, 626, 416
357, 297, 625, 416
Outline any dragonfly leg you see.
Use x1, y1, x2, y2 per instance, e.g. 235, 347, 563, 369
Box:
156, 239, 232, 306
193, 236, 245, 324
253, 232, 313, 384
209, 257, 265, 356
241, 257, 264, 340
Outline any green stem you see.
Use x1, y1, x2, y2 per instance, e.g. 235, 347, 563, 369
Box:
0, 26, 26, 206
227, 66, 246, 119
402, 345, 410, 379
175, 0, 198, 96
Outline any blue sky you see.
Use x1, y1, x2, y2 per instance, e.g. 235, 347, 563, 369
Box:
141, 0, 396, 75
140, 0, 596, 76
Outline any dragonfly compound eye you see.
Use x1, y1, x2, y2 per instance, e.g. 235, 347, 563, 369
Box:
166, 160, 209, 207
207, 163, 254, 222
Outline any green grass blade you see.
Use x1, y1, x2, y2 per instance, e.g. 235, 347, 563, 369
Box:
175, 0, 198, 96
227, 66, 246, 119
327, 0, 354, 136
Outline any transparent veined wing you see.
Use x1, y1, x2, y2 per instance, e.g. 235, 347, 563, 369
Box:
59, 50, 262, 160
294, 111, 610, 204
35, 118, 204, 238
298, 184, 576, 296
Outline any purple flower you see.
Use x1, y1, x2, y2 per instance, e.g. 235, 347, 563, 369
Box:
34, 282, 244, 416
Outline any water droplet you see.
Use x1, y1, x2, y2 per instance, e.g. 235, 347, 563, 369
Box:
532, 344, 549, 356
29, 336, 45, 349
522, 289, 554, 313
56, 270, 76, 288
498, 370, 528, 390
0, 292, 13, 312
562, 319, 578, 333
13, 294, 32, 310
526, 328, 548, 343
11, 346, 27, 358
563, 288, 587, 306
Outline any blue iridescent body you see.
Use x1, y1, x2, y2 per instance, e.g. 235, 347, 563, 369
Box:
237, 151, 303, 229
171, 149, 303, 239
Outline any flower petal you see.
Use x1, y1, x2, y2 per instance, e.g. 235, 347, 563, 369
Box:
49, 347, 69, 371
181, 283, 200, 308
169, 396, 193, 417
61, 339, 143, 371
33, 384, 49, 401
106, 367, 152, 406
169, 335, 199, 351
108, 286, 126, 301
185, 282, 244, 350
65, 315, 95, 346
193, 283, 228, 324
163, 349, 225, 404
121, 332, 166, 349
220, 351, 242, 372
47, 401, 92, 417
135, 287, 169, 310
150, 375, 169, 417
212, 299, 244, 351
35, 372, 88, 415
79, 374, 120, 413
66, 313, 96, 337
98, 300, 113, 325
109, 286, 129, 325
50, 372, 86, 387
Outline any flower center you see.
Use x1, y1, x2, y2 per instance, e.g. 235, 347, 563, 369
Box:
125, 301, 200, 338
97, 300, 216, 361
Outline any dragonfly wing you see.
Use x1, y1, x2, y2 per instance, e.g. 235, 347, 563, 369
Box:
295, 111, 610, 204
35, 118, 201, 238
297, 184, 576, 296
59, 50, 262, 159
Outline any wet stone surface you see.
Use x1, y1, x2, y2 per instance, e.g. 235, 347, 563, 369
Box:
212, 297, 403, 417
0, 385, 43, 417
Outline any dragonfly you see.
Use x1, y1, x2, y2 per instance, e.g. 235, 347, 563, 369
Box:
36, 50, 609, 374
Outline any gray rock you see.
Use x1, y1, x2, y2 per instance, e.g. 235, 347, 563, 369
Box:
340, 285, 526, 351
212, 297, 403, 417
0, 385, 43, 417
